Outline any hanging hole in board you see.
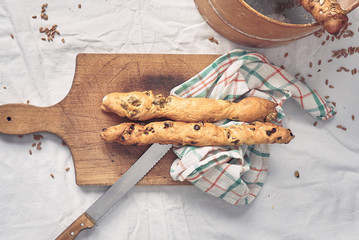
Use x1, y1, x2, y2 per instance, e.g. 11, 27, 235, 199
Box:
7, 117, 12, 121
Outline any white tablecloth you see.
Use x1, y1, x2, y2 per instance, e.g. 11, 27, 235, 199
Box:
1, 1, 359, 239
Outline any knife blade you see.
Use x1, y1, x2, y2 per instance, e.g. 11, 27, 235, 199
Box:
55, 143, 172, 240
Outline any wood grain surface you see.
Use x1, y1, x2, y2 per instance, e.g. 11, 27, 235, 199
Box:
0, 53, 219, 186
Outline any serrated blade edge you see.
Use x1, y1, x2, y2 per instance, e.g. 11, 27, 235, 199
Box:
86, 143, 172, 222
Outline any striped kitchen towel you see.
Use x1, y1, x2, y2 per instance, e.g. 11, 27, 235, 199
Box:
169, 49, 336, 205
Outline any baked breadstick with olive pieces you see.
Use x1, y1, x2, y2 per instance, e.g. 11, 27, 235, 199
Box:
299, 0, 348, 35
101, 91, 278, 123
100, 121, 294, 146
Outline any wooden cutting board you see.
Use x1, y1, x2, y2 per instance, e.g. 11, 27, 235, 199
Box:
0, 53, 219, 186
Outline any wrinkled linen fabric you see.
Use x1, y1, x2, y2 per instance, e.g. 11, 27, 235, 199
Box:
169, 50, 336, 205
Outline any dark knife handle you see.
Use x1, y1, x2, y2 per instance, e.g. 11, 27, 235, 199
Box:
56, 213, 96, 240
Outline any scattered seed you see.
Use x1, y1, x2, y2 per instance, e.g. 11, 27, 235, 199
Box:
29, 149, 32, 155
65, 167, 70, 171
33, 134, 43, 140
309, 62, 313, 68
36, 146, 42, 150
41, 3, 48, 20
336, 124, 347, 131
307, 74, 312, 77
329, 85, 334, 89
41, 13, 48, 20
318, 60, 322, 65
351, 68, 357, 75
32, 15, 37, 19
280, 65, 285, 69
41, 37, 46, 41
208, 37, 218, 44
294, 170, 300, 178
352, 115, 355, 121
26, 100, 30, 104
284, 52, 288, 58
32, 143, 36, 147
50, 173, 54, 178
325, 79, 329, 85
313, 121, 318, 127
328, 59, 333, 63
294, 73, 300, 78
332, 102, 336, 107
78, 4, 81, 8
51, 24, 57, 30
324, 96, 329, 99
61, 38, 65, 43
10, 33, 14, 39
321, 41, 325, 45
3, 86, 7, 89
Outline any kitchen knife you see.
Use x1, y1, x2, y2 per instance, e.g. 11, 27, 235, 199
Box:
55, 143, 172, 240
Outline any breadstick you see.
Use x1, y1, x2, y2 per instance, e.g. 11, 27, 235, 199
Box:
101, 91, 277, 123
299, 0, 348, 35
100, 121, 294, 146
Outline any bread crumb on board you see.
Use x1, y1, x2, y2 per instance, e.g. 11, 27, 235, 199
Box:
294, 170, 300, 178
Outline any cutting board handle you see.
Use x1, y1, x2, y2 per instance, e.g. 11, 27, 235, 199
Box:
0, 103, 63, 135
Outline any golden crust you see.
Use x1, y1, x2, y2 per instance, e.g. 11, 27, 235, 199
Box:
101, 91, 277, 123
299, 0, 348, 35
100, 121, 294, 146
